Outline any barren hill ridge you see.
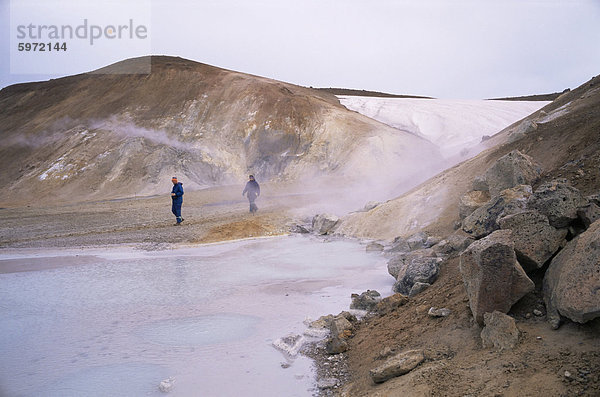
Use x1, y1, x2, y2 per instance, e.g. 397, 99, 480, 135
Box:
0, 56, 439, 206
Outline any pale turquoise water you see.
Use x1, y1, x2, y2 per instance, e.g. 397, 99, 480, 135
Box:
0, 235, 393, 396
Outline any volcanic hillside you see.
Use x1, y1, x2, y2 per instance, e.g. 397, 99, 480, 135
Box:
337, 73, 600, 240
0, 56, 439, 206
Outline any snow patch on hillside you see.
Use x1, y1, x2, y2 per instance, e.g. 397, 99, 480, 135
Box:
338, 96, 549, 156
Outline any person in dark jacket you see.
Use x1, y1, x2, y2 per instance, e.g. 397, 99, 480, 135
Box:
171, 176, 184, 225
242, 175, 260, 214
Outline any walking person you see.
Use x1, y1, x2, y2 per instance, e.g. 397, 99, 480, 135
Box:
242, 175, 260, 214
171, 176, 184, 225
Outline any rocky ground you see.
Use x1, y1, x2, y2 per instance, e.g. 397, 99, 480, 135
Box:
0, 183, 298, 250
321, 255, 600, 397
2, 63, 599, 397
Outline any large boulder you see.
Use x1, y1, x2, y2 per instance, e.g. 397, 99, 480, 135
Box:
325, 313, 356, 354
406, 231, 429, 250
386, 236, 411, 254
350, 290, 382, 311
392, 255, 441, 296
459, 190, 491, 219
460, 230, 534, 325
462, 185, 532, 239
480, 311, 520, 351
433, 232, 475, 256
483, 150, 541, 197
543, 220, 600, 328
498, 210, 568, 272
369, 350, 425, 384
312, 213, 340, 235
529, 179, 586, 228
387, 249, 435, 279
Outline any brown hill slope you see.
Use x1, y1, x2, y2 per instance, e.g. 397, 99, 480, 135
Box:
336, 74, 600, 240
0, 56, 439, 206
331, 74, 600, 397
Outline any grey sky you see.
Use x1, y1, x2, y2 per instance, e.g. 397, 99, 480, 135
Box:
1, 0, 599, 98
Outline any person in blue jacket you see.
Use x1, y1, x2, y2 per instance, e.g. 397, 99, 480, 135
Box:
171, 176, 184, 225
242, 175, 260, 214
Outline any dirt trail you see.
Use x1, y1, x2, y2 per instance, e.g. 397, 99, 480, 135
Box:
0, 184, 295, 249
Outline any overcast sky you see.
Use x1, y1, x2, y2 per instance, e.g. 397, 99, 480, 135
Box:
1, 0, 599, 99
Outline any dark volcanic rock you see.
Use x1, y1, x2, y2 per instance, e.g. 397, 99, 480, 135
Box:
387, 249, 435, 279
498, 210, 567, 272
459, 190, 491, 219
406, 231, 429, 250
543, 220, 600, 328
460, 230, 534, 325
350, 290, 382, 311
393, 258, 440, 296
369, 350, 425, 384
312, 214, 340, 235
483, 150, 541, 197
480, 311, 520, 351
462, 185, 532, 239
529, 179, 586, 228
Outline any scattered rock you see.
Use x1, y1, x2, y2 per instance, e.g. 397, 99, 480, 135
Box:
543, 219, 600, 328
433, 233, 475, 255
424, 235, 443, 248
350, 290, 382, 311
325, 313, 355, 355
309, 315, 334, 329
365, 242, 384, 252
480, 311, 520, 351
386, 236, 410, 253
330, 315, 353, 336
428, 307, 451, 317
506, 120, 538, 143
459, 190, 491, 219
483, 150, 541, 197
462, 185, 532, 239
326, 335, 348, 354
317, 377, 338, 389
389, 251, 441, 296
529, 179, 587, 228
369, 350, 425, 384
533, 309, 543, 317
460, 230, 534, 324
387, 249, 435, 279
408, 282, 431, 297
406, 231, 430, 250
577, 202, 600, 229
312, 214, 340, 235
498, 210, 568, 272
290, 224, 310, 234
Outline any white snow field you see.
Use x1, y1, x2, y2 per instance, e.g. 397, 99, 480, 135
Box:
0, 235, 393, 397
338, 96, 550, 156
